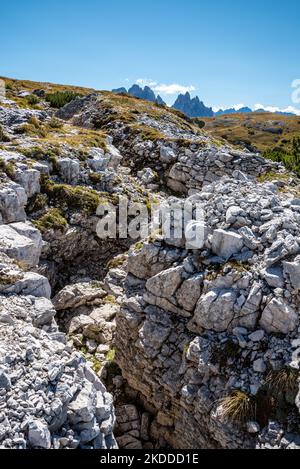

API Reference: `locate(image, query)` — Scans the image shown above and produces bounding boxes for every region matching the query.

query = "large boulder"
[192,289,237,332]
[283,256,300,292]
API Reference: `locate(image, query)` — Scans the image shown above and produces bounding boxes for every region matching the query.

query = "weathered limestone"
[0,182,27,223]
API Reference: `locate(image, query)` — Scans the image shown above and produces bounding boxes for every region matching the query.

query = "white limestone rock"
[14,167,40,198]
[0,182,27,223]
[193,289,237,332]
[57,158,80,183]
[28,420,51,449]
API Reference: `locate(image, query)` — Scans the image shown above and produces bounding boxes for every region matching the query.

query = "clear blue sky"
[1,0,300,112]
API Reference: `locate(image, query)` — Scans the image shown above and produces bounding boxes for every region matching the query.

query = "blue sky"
[1,0,300,113]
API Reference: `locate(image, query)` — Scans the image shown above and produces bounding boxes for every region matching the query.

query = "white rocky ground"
[0,87,300,449]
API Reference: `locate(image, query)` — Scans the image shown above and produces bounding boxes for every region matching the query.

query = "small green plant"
[134,241,144,251]
[106,348,116,362]
[46,90,81,109]
[48,117,64,129]
[26,193,48,214]
[89,172,102,184]
[257,170,290,183]
[193,118,206,129]
[20,145,60,161]
[91,281,103,289]
[218,391,256,424]
[104,295,117,304]
[41,177,118,215]
[106,254,127,269]
[26,94,40,106]
[16,117,48,138]
[0,125,10,143]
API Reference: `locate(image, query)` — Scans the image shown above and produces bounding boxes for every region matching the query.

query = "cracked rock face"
[113,175,300,449]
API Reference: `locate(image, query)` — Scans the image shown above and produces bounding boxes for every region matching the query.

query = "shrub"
[263,137,300,177]
[26,94,40,106]
[45,90,81,109]
[194,118,206,129]
[265,367,299,397]
[89,172,102,184]
[26,193,48,214]
[48,117,64,129]
[34,208,68,233]
[218,391,256,424]
[21,145,59,161]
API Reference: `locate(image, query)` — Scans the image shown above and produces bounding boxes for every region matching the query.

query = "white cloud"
[212,103,246,112]
[254,103,300,116]
[135,78,196,95]
[232,103,246,110]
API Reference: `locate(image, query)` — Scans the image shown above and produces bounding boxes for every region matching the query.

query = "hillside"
[1,76,300,450]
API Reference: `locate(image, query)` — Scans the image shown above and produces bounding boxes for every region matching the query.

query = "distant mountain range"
[112,84,297,118]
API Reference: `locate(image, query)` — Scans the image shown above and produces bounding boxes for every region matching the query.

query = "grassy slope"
[202,112,300,152]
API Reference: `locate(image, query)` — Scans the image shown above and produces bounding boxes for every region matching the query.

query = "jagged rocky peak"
[172,92,214,118]
[128,84,156,102]
[112,83,166,106]
[215,106,253,116]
